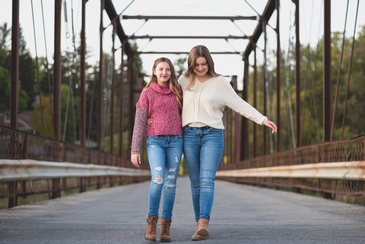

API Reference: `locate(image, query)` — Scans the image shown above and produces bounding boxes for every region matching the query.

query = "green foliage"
[0,23,34,112]
[174,57,187,77]
[0,23,11,50]
[259,24,365,151]
[29,95,53,137]
[102,129,130,156]
[19,52,36,109]
[0,66,10,112]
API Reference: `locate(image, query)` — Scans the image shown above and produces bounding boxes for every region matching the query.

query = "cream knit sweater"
[179,75,267,129]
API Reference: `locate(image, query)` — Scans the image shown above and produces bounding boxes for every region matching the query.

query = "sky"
[0,0,364,83]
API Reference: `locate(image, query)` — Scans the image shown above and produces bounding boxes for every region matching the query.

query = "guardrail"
[216,161,365,180]
[1,123,364,208]
[0,159,150,181]
[0,159,151,209]
[0,125,151,208]
[217,161,365,180]
[217,135,365,201]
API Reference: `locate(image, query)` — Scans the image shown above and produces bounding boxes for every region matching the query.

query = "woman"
[179,45,277,241]
[131,57,183,242]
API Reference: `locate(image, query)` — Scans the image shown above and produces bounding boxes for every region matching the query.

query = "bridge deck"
[1,177,364,243]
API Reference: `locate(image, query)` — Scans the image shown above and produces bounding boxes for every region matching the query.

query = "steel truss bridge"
[0,0,364,208]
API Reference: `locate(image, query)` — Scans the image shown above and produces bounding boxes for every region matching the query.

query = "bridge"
[0,0,365,242]
[1,177,365,243]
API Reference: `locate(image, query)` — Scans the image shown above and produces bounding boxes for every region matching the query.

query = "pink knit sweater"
[131,82,182,154]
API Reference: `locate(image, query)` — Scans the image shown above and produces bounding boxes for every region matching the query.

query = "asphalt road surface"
[1,176,365,243]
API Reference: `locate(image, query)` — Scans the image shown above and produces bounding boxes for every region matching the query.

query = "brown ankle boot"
[160,218,172,242]
[191,222,200,241]
[197,218,209,239]
[145,214,158,241]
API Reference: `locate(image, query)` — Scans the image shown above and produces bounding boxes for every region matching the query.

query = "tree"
[0,66,10,112]
[174,57,187,77]
[0,23,11,50]
[29,95,53,137]
[0,23,30,114]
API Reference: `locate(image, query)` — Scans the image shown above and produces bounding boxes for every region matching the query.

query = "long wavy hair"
[183,45,220,90]
[145,57,182,108]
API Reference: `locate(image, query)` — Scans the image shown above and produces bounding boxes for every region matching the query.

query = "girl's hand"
[147,118,152,126]
[263,120,277,134]
[131,154,141,168]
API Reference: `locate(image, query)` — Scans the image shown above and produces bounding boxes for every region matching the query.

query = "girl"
[131,57,183,242]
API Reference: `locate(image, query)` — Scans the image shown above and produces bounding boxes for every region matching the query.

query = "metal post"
[276,0,281,151]
[98,0,105,152]
[241,57,249,160]
[11,0,19,130]
[8,0,20,208]
[323,0,331,141]
[110,23,116,155]
[235,78,242,163]
[119,42,125,158]
[263,21,268,154]
[294,0,301,148]
[128,57,134,159]
[80,0,86,147]
[52,0,62,199]
[79,0,87,194]
[253,46,257,157]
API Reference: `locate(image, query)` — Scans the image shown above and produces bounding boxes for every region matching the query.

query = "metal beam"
[104,0,134,57]
[11,0,19,130]
[244,0,276,58]
[276,0,281,152]
[129,35,249,40]
[137,51,242,55]
[122,15,258,20]
[80,0,86,147]
[323,0,331,142]
[295,0,301,148]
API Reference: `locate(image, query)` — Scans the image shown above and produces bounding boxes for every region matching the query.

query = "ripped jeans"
[146,135,183,219]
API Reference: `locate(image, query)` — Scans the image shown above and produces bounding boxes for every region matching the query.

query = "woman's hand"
[263,120,277,134]
[131,154,141,168]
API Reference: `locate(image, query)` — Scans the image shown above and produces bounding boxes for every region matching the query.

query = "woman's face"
[154,61,171,86]
[193,57,209,77]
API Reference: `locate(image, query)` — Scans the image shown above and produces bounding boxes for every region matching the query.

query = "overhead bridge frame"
[128,35,250,40]
[137,51,242,55]
[123,15,252,44]
[121,15,258,21]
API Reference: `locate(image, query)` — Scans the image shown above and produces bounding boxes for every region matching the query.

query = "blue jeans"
[146,135,183,219]
[183,126,224,222]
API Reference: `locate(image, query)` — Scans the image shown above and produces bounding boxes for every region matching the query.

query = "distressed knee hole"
[167,175,175,180]
[168,167,176,173]
[153,176,163,184]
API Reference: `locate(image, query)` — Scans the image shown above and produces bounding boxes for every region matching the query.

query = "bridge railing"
[217,134,365,200]
[0,125,150,208]
[1,123,364,208]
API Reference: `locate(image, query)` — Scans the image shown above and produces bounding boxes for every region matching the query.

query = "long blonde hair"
[183,45,220,90]
[146,57,182,108]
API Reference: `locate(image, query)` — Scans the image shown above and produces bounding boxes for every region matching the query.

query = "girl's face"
[193,57,209,78]
[154,62,171,86]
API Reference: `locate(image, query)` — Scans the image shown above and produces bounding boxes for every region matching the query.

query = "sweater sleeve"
[131,105,148,154]
[222,81,268,125]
